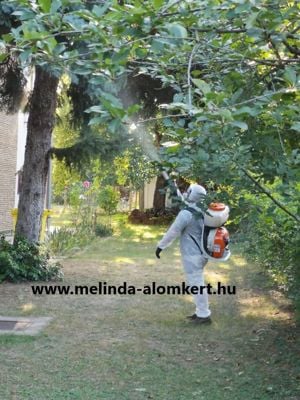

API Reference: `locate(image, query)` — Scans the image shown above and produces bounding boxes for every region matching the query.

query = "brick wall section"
[0,112,18,231]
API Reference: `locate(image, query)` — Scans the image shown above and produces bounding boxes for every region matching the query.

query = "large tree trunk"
[153,123,166,214]
[139,187,145,211]
[153,175,166,214]
[15,67,59,243]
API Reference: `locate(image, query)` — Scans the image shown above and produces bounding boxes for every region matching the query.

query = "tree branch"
[282,39,300,56]
[126,114,188,125]
[187,44,200,113]
[241,168,300,223]
[226,87,299,109]
[190,27,247,34]
[158,0,183,16]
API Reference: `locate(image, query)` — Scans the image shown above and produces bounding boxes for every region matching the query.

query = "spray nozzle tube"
[161,171,170,181]
[161,170,183,201]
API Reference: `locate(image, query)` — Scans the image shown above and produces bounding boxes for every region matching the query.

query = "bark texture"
[139,187,145,211]
[15,66,59,242]
[153,175,166,214]
[153,123,166,213]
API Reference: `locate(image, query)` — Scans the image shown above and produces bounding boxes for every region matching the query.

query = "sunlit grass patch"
[20,303,36,314]
[113,256,136,264]
[205,269,230,285]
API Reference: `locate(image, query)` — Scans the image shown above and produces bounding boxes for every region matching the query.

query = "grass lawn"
[0,214,299,400]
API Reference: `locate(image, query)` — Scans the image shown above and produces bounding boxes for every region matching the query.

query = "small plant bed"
[48,203,115,256]
[128,208,177,225]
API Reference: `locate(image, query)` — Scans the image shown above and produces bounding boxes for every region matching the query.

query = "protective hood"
[185,184,207,203]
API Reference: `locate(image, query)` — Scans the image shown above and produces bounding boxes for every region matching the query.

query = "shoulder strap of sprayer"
[184,207,204,254]
[184,206,204,219]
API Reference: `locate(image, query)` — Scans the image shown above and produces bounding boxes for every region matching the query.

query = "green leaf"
[196,148,209,162]
[192,79,211,94]
[101,98,125,118]
[50,0,62,13]
[231,121,248,131]
[92,3,111,17]
[234,106,260,117]
[283,67,297,86]
[45,37,57,52]
[19,49,32,64]
[290,122,300,132]
[85,106,104,114]
[219,109,233,121]
[153,0,164,10]
[162,118,174,127]
[163,102,189,111]
[23,30,48,40]
[0,53,8,62]
[245,12,259,29]
[88,116,105,126]
[11,9,36,20]
[101,92,123,109]
[165,23,188,39]
[246,28,264,40]
[108,119,121,133]
[38,0,51,13]
[127,104,140,115]
[191,70,202,78]
[151,38,165,52]
[112,48,131,64]
[135,47,148,58]
[1,33,14,44]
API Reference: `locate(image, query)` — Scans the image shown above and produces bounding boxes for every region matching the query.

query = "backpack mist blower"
[161,171,231,262]
[202,202,230,262]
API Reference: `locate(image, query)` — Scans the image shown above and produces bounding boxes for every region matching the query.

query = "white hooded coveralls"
[158,186,211,318]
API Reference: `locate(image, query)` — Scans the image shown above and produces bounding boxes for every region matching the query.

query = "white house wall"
[143,177,175,210]
[144,177,156,209]
[14,111,28,207]
[0,112,18,231]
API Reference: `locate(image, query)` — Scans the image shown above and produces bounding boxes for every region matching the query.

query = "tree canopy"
[0,0,299,224]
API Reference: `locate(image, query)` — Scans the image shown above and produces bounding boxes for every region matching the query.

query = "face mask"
[187,186,193,198]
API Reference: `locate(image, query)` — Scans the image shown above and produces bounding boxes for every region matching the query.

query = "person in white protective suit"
[155,183,211,324]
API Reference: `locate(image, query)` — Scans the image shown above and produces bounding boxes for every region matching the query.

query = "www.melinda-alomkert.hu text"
[31,282,236,296]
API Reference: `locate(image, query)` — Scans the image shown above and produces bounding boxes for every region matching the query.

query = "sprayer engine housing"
[206,227,230,258]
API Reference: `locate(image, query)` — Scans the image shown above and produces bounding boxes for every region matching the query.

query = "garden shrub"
[0,236,62,283]
[237,192,300,313]
[94,223,113,237]
[98,186,120,216]
[47,226,94,255]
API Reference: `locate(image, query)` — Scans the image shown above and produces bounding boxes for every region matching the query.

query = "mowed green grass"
[0,214,299,400]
